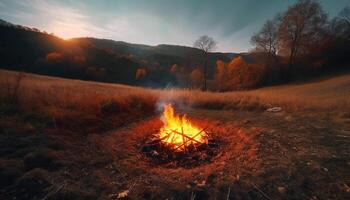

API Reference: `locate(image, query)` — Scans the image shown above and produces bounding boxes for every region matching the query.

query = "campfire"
[158,104,208,151]
[141,104,220,167]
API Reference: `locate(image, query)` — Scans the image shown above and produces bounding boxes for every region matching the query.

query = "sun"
[49,21,87,40]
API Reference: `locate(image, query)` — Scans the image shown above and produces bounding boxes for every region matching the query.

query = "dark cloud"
[0,0,348,52]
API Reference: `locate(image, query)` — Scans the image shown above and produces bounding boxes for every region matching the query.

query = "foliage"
[135,68,147,80]
[214,57,265,90]
[190,68,204,89]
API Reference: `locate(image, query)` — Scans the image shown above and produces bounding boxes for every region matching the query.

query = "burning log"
[158,104,208,151]
[141,104,220,167]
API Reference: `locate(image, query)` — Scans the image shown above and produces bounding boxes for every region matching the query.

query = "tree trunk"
[287,47,295,82]
[203,52,207,91]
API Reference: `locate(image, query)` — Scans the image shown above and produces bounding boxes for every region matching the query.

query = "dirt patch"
[91,117,258,199]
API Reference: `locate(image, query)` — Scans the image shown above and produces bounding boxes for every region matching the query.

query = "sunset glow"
[1,0,348,52]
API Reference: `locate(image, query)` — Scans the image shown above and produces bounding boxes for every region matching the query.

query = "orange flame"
[158,104,208,151]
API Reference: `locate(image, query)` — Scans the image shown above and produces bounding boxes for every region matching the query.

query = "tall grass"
[1,69,349,132]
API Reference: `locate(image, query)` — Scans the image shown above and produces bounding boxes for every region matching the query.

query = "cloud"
[1,0,348,52]
[0,0,108,39]
[0,0,268,51]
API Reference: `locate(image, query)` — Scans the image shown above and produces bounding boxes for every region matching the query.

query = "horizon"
[0,1,350,199]
[0,0,348,53]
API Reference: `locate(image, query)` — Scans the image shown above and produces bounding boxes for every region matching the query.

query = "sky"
[0,0,348,52]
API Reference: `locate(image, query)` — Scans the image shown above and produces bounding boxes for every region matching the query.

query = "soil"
[1,108,350,199]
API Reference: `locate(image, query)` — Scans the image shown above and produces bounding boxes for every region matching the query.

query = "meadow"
[1,69,350,199]
[2,69,350,122]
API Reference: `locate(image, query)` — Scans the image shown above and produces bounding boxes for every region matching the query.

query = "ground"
[0,69,349,199]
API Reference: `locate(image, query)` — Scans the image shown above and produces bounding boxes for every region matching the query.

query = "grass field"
[0,69,350,199]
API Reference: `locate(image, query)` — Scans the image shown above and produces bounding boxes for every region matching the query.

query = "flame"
[158,104,208,151]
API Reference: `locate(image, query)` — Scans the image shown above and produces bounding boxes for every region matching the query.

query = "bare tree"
[333,6,350,40]
[251,16,280,57]
[251,15,282,84]
[194,35,217,90]
[278,0,327,80]
[339,6,350,27]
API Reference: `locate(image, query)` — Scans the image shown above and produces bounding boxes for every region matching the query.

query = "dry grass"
[1,69,350,134]
[1,69,349,117]
[1,69,350,199]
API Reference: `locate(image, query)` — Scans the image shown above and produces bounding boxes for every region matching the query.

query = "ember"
[158,104,208,151]
[141,104,220,167]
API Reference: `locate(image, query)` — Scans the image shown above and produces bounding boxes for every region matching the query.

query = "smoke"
[155,88,194,118]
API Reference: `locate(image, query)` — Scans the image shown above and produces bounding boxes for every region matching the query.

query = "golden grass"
[1,69,350,199]
[1,69,350,125]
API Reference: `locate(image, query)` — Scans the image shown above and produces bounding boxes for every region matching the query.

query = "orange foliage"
[190,68,203,88]
[46,52,64,62]
[214,60,228,89]
[72,55,86,65]
[214,56,265,90]
[135,68,147,79]
[170,64,178,73]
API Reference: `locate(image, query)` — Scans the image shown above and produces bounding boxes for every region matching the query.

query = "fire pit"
[141,104,221,167]
[96,106,257,198]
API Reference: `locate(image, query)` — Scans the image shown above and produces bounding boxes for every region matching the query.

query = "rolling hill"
[74,37,236,71]
[0,19,238,87]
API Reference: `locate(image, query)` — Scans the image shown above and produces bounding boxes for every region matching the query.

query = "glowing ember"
[158,104,208,151]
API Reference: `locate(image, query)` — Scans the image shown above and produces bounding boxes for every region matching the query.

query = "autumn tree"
[135,68,146,80]
[227,57,265,90]
[214,60,229,90]
[278,0,327,79]
[214,56,265,90]
[190,68,203,89]
[46,52,64,62]
[170,64,178,73]
[193,35,217,90]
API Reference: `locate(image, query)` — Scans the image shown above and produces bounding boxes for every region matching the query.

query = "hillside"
[0,19,239,88]
[74,38,236,72]
[0,22,144,84]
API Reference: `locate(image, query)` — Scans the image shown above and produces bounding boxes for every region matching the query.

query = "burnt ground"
[1,106,350,200]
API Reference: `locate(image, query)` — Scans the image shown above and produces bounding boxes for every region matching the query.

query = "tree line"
[186,0,350,91]
[1,0,349,90]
